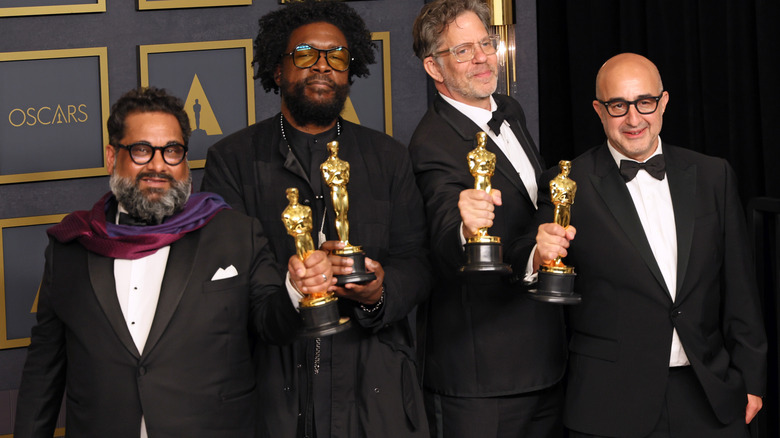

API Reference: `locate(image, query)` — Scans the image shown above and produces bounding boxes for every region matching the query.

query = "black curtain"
[536,0,780,204]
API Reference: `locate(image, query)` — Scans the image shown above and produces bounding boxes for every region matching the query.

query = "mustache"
[468,65,497,78]
[304,75,336,87]
[135,172,174,183]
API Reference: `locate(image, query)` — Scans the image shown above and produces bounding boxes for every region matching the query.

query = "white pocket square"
[211,265,238,281]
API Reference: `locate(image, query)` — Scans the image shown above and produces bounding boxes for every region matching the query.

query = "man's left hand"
[320,240,384,304]
[746,393,763,424]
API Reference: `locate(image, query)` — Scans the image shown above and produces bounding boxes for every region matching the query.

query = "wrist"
[359,285,385,313]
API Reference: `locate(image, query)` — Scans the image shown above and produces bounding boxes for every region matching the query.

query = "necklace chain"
[279,113,340,152]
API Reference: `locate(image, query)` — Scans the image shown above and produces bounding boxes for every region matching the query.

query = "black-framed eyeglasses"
[283,44,352,72]
[113,141,188,166]
[597,93,664,117]
[433,35,500,63]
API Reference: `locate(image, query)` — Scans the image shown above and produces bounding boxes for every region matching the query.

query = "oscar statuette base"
[527,267,581,305]
[334,246,377,286]
[298,300,352,338]
[459,240,512,275]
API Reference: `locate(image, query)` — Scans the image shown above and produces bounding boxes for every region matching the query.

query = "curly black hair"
[253,0,376,93]
[107,86,191,146]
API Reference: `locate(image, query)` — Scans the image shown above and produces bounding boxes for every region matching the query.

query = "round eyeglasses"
[283,44,352,72]
[113,142,188,166]
[433,35,500,63]
[597,94,664,117]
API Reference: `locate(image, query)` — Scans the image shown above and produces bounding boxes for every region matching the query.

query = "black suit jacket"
[535,143,767,437]
[202,116,431,437]
[14,209,299,438]
[408,94,567,396]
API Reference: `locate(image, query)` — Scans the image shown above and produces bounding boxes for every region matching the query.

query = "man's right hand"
[288,250,334,294]
[533,223,576,272]
[459,188,502,240]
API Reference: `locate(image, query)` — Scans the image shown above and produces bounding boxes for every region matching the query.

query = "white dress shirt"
[607,139,690,367]
[113,207,170,438]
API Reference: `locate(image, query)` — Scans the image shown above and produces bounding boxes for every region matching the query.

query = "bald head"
[591,53,669,162]
[595,53,663,100]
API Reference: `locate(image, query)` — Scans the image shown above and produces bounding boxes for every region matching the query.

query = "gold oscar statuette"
[459,131,511,274]
[528,160,581,304]
[283,187,351,337]
[320,141,376,286]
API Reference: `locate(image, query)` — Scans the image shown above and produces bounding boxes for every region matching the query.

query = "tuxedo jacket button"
[138,367,147,376]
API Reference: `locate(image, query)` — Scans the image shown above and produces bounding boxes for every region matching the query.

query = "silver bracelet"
[360,286,385,313]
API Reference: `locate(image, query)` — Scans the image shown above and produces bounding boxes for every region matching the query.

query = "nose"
[625,103,642,125]
[145,148,168,172]
[311,51,332,73]
[473,44,489,63]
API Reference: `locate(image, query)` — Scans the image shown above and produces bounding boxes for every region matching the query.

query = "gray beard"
[109,172,191,225]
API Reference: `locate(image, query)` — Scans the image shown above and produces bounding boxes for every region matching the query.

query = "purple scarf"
[48,191,230,260]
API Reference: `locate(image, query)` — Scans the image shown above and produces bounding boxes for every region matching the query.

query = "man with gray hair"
[409,1,566,436]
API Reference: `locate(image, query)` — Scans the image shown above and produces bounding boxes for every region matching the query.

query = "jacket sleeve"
[408,126,472,274]
[247,217,302,345]
[13,241,66,438]
[719,160,767,396]
[353,142,432,332]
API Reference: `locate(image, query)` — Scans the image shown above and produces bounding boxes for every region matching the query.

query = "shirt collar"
[439,93,497,129]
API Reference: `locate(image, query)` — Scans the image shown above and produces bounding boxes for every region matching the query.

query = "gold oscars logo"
[8,104,88,127]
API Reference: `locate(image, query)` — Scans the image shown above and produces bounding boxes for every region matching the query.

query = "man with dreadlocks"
[202,1,431,437]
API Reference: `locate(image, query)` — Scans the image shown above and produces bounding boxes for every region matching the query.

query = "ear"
[105,144,116,175]
[423,56,444,83]
[592,100,606,121]
[659,90,670,115]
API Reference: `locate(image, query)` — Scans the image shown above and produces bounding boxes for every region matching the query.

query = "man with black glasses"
[534,53,767,437]
[13,86,332,438]
[201,1,431,437]
[408,0,567,436]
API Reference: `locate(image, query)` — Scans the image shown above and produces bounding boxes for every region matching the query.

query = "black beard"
[281,75,350,127]
[110,171,192,225]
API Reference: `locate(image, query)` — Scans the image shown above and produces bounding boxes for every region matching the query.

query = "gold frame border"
[0,0,104,18]
[0,214,67,350]
[0,47,109,184]
[138,0,251,10]
[139,39,256,169]
[372,32,393,136]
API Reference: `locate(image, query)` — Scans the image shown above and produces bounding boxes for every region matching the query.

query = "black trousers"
[568,366,749,438]
[424,383,564,438]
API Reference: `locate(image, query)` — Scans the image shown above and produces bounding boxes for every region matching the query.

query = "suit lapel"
[589,145,671,299]
[665,147,696,299]
[434,96,534,206]
[142,231,199,357]
[496,97,543,175]
[88,252,140,358]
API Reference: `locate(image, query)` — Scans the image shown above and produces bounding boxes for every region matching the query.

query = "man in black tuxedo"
[13,87,332,438]
[201,2,431,437]
[534,53,767,437]
[408,0,567,436]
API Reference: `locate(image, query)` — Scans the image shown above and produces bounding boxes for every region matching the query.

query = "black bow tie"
[619,155,666,182]
[487,109,507,135]
[118,212,154,226]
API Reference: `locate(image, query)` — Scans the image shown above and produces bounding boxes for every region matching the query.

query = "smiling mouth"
[623,127,646,136]
[137,172,173,185]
